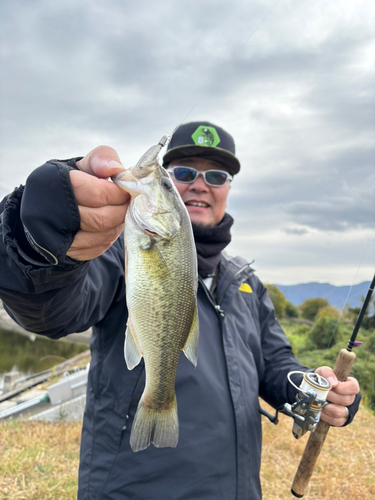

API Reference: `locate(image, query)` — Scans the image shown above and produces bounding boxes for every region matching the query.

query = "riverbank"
[0,299,91,393]
[0,349,91,422]
[0,305,91,422]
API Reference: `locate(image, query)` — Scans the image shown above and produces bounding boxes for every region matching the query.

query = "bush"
[366,332,375,355]
[368,394,375,412]
[283,318,375,414]
[285,301,299,318]
[300,298,329,321]
[346,298,375,330]
[308,316,340,350]
[265,284,287,318]
[363,314,375,331]
[317,305,340,319]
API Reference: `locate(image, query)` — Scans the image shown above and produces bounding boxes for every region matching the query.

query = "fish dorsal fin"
[124,320,143,370]
[182,307,199,367]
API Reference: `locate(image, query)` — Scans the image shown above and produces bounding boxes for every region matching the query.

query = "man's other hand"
[67,146,130,261]
[315,366,360,427]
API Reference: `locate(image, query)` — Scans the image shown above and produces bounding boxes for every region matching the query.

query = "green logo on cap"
[191,126,220,147]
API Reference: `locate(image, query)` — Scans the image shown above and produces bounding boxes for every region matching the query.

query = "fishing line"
[239,0,283,49]
[325,224,375,350]
[170,0,283,137]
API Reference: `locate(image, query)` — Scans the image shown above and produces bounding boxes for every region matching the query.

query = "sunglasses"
[167,166,232,187]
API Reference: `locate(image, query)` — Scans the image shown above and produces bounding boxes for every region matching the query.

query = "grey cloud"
[1,0,374,283]
[287,197,374,231]
[283,227,309,235]
[227,140,375,234]
[3,0,314,168]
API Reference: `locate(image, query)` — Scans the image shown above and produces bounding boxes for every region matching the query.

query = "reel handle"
[291,348,356,498]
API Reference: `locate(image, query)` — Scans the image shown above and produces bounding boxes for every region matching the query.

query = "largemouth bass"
[113,136,199,452]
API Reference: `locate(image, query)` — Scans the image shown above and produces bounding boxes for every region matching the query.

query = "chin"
[189,217,214,228]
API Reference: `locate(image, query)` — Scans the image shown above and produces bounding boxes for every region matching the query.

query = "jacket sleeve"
[255,278,361,424]
[255,277,309,408]
[0,158,125,339]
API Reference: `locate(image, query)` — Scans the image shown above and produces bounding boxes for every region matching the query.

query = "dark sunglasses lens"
[173,167,197,183]
[205,171,228,186]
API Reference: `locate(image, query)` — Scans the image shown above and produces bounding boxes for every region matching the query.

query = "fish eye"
[162,178,172,190]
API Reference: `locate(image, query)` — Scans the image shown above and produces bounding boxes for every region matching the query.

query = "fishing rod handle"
[291,348,356,498]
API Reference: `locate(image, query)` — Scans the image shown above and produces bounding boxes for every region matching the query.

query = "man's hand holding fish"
[67,146,129,261]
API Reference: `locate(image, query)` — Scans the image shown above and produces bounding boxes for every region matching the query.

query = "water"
[0,328,88,389]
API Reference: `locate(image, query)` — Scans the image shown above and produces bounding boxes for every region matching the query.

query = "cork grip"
[291,348,356,498]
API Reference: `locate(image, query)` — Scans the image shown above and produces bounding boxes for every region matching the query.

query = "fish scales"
[113,136,199,452]
[126,216,196,406]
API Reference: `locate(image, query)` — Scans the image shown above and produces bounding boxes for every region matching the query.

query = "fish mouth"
[133,211,177,240]
[134,213,164,238]
[144,229,159,236]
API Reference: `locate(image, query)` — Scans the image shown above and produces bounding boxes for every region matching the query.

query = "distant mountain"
[274,281,371,309]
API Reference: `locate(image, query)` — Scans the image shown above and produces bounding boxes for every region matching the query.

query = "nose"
[188,172,209,192]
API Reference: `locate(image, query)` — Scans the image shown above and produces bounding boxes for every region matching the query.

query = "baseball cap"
[162,121,241,176]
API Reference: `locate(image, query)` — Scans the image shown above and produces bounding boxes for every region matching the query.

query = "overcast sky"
[0,0,374,286]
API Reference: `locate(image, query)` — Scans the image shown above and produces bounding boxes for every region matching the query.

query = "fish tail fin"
[130,395,179,452]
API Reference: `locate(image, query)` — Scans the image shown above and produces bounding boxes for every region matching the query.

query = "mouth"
[185,201,210,208]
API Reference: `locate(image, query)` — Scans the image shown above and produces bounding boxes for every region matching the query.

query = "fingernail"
[327,376,337,386]
[107,159,125,170]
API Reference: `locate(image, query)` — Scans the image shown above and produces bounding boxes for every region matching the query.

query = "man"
[0,121,360,499]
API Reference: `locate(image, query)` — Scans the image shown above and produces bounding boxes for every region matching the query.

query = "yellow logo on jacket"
[239,283,252,293]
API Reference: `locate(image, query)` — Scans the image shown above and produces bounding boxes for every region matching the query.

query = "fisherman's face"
[167,157,231,227]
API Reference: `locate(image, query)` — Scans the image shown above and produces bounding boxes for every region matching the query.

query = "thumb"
[77,145,126,178]
[315,366,338,388]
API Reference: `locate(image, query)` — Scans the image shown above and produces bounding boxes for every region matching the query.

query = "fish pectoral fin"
[124,321,143,370]
[182,307,199,368]
[141,244,170,278]
[153,245,170,276]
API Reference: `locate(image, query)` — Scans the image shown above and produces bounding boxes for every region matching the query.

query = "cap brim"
[162,145,240,176]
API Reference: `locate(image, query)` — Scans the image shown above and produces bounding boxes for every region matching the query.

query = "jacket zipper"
[198,276,225,317]
[199,264,254,317]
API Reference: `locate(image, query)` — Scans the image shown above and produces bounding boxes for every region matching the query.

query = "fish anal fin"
[124,320,142,370]
[182,307,199,367]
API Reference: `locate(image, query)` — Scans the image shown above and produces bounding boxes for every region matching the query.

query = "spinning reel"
[283,371,331,439]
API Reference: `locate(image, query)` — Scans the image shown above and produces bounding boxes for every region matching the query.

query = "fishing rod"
[285,272,375,498]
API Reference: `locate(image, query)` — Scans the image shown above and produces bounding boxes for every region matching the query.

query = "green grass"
[281,319,375,412]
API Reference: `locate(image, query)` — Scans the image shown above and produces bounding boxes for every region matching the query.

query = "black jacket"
[0,160,360,500]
